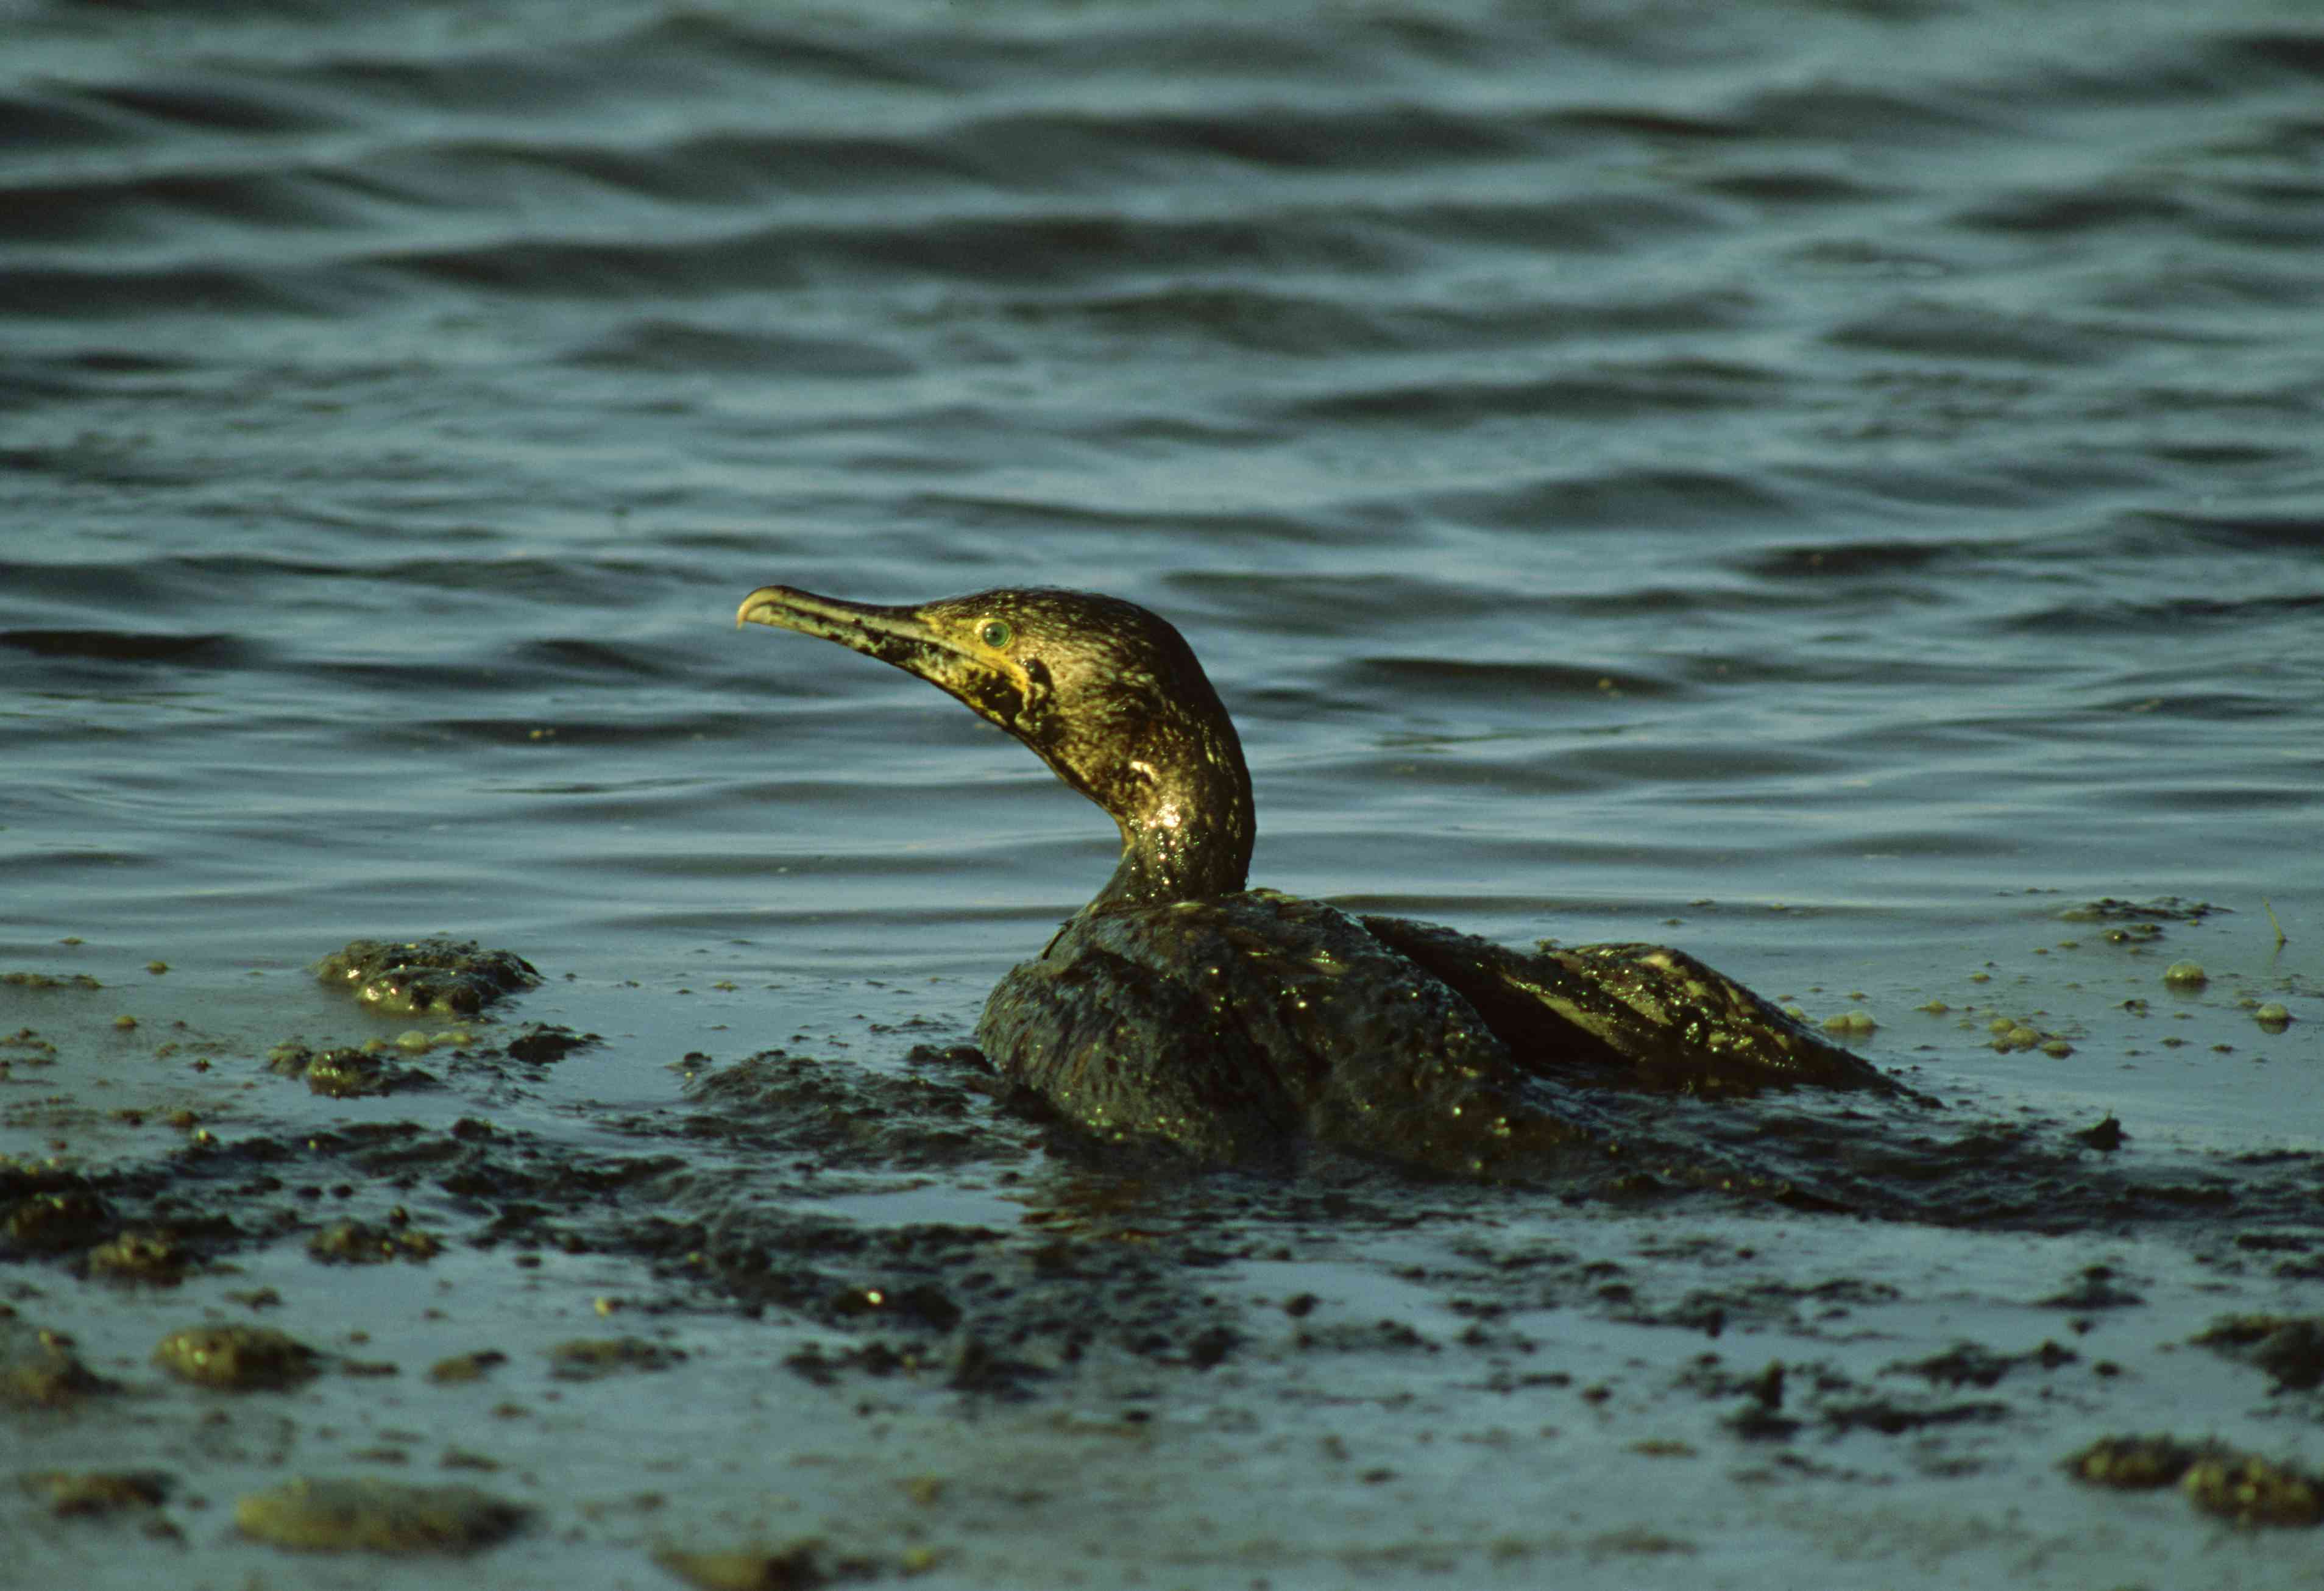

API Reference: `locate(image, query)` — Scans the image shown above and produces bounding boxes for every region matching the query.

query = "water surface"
[4,1,2321,1585]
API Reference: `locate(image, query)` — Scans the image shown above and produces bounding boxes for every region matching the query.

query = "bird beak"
[736,584,949,670]
[736,584,1032,733]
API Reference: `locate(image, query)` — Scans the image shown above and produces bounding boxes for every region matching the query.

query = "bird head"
[737,584,1253,904]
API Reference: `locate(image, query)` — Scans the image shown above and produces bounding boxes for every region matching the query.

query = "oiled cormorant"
[737,584,1892,1177]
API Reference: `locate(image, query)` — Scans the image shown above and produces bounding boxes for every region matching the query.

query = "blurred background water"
[4,0,2319,1033]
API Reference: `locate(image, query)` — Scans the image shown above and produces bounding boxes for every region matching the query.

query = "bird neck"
[1084,724,1255,913]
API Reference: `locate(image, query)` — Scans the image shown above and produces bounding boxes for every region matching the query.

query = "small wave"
[509,637,681,682]
[1545,106,1744,144]
[1342,656,1679,701]
[79,76,345,139]
[1731,538,1986,581]
[1737,82,2010,145]
[0,259,358,319]
[560,319,911,378]
[0,628,251,665]
[4,165,376,250]
[1957,189,2191,238]
[2120,509,2324,553]
[1692,166,1893,206]
[1282,360,1776,428]
[898,491,1372,549]
[0,85,144,158]
[1996,592,2324,635]
[1429,467,1796,534]
[1826,301,2115,366]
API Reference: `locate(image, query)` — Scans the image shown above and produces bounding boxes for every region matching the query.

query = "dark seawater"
[4,2,2322,1585]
